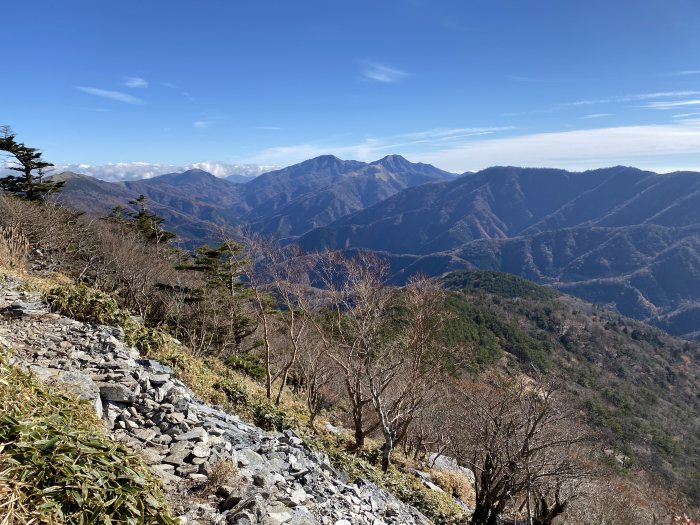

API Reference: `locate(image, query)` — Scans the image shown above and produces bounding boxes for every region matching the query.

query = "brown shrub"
[430,469,475,505]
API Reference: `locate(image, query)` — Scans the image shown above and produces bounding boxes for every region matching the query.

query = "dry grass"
[430,469,476,506]
[0,266,71,295]
[0,226,29,271]
[200,459,240,498]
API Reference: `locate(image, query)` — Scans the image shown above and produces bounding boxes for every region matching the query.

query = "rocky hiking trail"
[0,275,431,525]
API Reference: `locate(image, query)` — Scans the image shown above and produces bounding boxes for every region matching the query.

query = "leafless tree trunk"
[450,373,593,525]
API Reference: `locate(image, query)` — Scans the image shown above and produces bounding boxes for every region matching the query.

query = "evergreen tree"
[178,240,256,353]
[0,126,63,201]
[110,195,176,244]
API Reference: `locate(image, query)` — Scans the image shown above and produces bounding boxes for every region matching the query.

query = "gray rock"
[32,367,103,418]
[428,453,475,485]
[177,464,200,476]
[163,449,191,465]
[97,382,135,403]
[175,427,208,443]
[191,444,211,458]
[136,359,172,375]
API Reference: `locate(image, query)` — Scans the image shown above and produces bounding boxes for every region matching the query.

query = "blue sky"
[3,0,700,177]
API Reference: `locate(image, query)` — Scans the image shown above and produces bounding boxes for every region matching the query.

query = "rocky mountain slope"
[0,277,431,525]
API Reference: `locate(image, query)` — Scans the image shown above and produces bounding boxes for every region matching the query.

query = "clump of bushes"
[250,399,297,432]
[46,283,170,355]
[226,353,266,381]
[46,283,131,327]
[0,351,175,524]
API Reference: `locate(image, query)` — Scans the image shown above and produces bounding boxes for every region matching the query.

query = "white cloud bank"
[417,119,700,173]
[54,162,277,182]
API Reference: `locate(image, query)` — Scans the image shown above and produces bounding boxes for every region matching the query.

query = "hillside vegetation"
[440,270,700,503]
[0,352,174,524]
[1,187,698,523]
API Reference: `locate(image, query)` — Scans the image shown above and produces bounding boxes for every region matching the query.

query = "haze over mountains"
[53,162,276,182]
[56,156,700,340]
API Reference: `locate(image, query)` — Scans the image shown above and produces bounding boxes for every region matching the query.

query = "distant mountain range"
[55,159,700,340]
[299,165,700,339]
[55,154,456,241]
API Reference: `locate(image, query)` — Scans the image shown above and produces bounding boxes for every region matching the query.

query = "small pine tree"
[0,126,63,201]
[179,240,256,351]
[110,195,176,244]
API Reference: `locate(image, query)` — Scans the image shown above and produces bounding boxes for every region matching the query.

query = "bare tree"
[295,333,335,428]
[238,231,277,399]
[367,275,450,472]
[307,250,392,449]
[307,253,452,471]
[240,232,316,405]
[450,373,592,525]
[266,244,314,405]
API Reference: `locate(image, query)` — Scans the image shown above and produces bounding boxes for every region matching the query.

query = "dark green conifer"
[110,195,176,244]
[0,126,63,201]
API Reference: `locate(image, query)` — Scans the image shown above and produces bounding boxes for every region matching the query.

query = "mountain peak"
[372,154,412,170]
[146,169,221,185]
[303,154,343,165]
[50,171,96,182]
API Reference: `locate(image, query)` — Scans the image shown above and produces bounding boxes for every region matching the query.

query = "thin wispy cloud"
[582,113,612,119]
[125,77,148,88]
[508,75,578,83]
[76,86,145,105]
[641,99,700,110]
[193,120,211,129]
[397,127,514,140]
[361,61,408,83]
[246,126,514,165]
[673,112,700,118]
[506,91,700,116]
[674,69,700,76]
[571,91,700,106]
[164,82,194,100]
[417,119,700,173]
[256,126,283,131]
